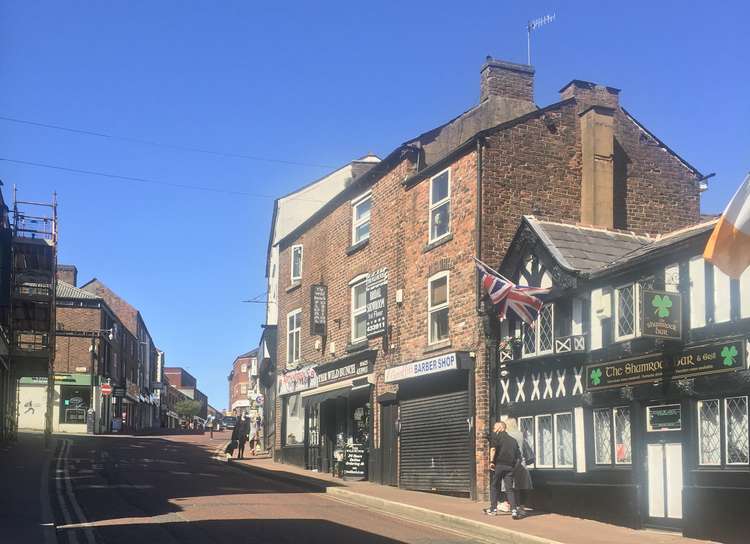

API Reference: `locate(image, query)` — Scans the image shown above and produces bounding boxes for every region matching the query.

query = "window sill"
[422,233,453,253]
[282,444,305,448]
[423,340,452,354]
[346,340,370,353]
[286,282,301,293]
[346,238,369,256]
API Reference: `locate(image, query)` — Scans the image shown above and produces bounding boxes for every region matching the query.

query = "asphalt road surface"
[51,433,472,544]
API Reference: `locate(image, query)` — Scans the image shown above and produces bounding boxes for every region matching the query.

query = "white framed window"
[614,283,637,341]
[522,304,554,357]
[286,309,302,364]
[554,412,574,468]
[291,245,303,282]
[725,396,749,465]
[352,193,372,245]
[594,407,632,465]
[350,275,368,343]
[698,399,721,466]
[519,416,535,468]
[240,363,247,373]
[429,169,451,243]
[535,414,554,468]
[428,272,449,344]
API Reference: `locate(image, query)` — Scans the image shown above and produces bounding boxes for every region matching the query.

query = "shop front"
[383,351,476,497]
[278,365,317,467]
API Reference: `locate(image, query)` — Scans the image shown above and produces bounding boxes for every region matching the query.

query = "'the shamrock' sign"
[642,289,682,340]
[652,294,673,318]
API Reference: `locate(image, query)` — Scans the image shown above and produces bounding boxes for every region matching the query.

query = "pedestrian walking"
[235,415,251,460]
[500,417,533,516]
[207,416,214,438]
[483,421,522,519]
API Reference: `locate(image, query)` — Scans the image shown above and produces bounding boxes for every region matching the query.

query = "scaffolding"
[10,188,57,442]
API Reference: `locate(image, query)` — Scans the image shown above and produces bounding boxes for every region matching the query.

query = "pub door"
[644,403,684,530]
[380,402,398,486]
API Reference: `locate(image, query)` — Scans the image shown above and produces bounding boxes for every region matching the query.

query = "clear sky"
[1,1,748,410]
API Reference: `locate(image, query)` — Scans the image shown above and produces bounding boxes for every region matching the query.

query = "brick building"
[272,57,703,499]
[164,366,208,421]
[227,350,257,416]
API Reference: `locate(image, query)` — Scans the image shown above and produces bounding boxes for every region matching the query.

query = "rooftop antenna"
[527,13,556,65]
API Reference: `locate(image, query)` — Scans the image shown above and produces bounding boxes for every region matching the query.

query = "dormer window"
[522,304,554,357]
[615,283,637,341]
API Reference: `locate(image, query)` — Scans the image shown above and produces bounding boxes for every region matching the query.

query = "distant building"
[227,350,257,416]
[164,366,208,421]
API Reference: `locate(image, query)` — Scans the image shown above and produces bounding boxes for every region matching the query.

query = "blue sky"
[1,1,748,410]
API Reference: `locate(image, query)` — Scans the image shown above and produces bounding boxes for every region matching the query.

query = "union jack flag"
[474,258,551,324]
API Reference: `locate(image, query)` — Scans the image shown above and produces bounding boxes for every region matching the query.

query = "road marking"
[40,437,57,544]
[56,440,79,544]
[60,439,97,544]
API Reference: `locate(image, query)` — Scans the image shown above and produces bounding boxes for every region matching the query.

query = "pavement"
[225,441,713,544]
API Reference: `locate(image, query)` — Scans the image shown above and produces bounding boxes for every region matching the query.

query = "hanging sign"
[641,289,682,340]
[366,267,388,338]
[310,285,327,337]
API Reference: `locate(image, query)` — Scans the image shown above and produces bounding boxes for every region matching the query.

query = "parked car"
[223,416,237,430]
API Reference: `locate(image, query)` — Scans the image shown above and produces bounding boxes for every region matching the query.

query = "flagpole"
[472,256,515,284]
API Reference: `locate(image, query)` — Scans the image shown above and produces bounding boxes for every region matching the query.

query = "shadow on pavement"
[59,518,411,544]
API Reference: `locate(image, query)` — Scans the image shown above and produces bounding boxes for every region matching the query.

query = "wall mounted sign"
[366,267,388,338]
[278,366,318,396]
[647,404,682,432]
[316,359,372,387]
[641,289,682,340]
[585,338,747,391]
[310,285,327,337]
[385,352,458,383]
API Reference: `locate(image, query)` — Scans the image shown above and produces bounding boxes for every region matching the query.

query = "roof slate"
[56,281,101,300]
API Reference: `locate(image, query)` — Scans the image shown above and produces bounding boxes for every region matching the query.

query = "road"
[50,432,472,544]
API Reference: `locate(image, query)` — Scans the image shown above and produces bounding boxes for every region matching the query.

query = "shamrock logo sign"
[590,368,603,386]
[721,345,738,367]
[652,294,673,318]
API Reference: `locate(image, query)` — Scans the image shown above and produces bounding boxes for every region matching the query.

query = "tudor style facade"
[272,57,704,500]
[495,217,749,542]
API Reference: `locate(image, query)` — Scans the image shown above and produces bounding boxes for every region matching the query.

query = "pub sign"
[641,289,682,340]
[310,284,327,337]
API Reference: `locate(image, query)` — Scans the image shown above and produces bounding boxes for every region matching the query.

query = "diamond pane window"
[616,284,635,339]
[594,409,612,464]
[539,305,554,353]
[519,416,535,466]
[536,415,554,467]
[698,399,721,465]
[725,397,749,465]
[613,407,632,464]
[555,413,574,468]
[522,322,536,355]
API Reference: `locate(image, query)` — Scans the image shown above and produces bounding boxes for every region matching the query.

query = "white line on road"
[55,440,79,544]
[61,439,97,544]
[40,437,58,544]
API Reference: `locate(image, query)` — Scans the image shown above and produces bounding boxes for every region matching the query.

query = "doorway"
[644,403,684,529]
[380,401,398,486]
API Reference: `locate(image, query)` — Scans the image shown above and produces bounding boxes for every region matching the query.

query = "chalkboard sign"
[366,267,387,339]
[647,404,681,432]
[310,285,327,336]
[343,442,367,480]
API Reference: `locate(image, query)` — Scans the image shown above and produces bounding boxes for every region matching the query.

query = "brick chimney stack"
[56,264,78,286]
[480,57,535,103]
[560,80,620,110]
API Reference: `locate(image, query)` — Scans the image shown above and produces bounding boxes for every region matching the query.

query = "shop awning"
[301,373,374,406]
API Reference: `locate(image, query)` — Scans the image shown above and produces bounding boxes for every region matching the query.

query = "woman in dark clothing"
[232,416,251,460]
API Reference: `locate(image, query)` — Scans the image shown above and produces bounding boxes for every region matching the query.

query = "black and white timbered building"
[491,216,750,543]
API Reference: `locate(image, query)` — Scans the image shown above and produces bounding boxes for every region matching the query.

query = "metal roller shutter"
[399,390,471,494]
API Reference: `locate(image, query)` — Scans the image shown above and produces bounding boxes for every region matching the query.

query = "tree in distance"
[175,399,202,419]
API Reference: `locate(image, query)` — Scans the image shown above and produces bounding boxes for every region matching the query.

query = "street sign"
[100,383,113,396]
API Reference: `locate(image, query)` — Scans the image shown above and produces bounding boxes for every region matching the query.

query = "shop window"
[522,304,554,357]
[352,193,372,245]
[351,277,367,343]
[428,272,449,344]
[614,283,637,341]
[59,385,91,424]
[287,309,302,364]
[283,394,304,446]
[555,412,574,468]
[697,396,749,467]
[726,396,749,465]
[698,399,721,466]
[593,407,632,465]
[291,245,303,282]
[429,169,451,242]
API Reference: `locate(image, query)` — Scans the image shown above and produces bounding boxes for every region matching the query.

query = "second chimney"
[579,105,615,229]
[480,57,534,103]
[56,264,78,286]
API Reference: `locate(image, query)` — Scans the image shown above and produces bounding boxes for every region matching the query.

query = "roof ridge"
[528,216,654,241]
[653,219,718,241]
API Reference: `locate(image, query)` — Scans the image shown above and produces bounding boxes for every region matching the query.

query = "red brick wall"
[229,356,251,411]
[54,306,100,374]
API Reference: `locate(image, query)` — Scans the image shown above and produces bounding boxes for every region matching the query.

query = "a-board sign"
[344,442,367,480]
[366,268,387,338]
[641,289,682,340]
[310,285,327,337]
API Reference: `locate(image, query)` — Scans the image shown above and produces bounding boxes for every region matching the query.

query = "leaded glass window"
[594,409,612,464]
[726,397,749,465]
[698,399,721,466]
[613,407,632,464]
[522,322,536,355]
[536,414,554,467]
[519,416,535,466]
[615,284,636,340]
[555,412,574,467]
[522,304,554,357]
